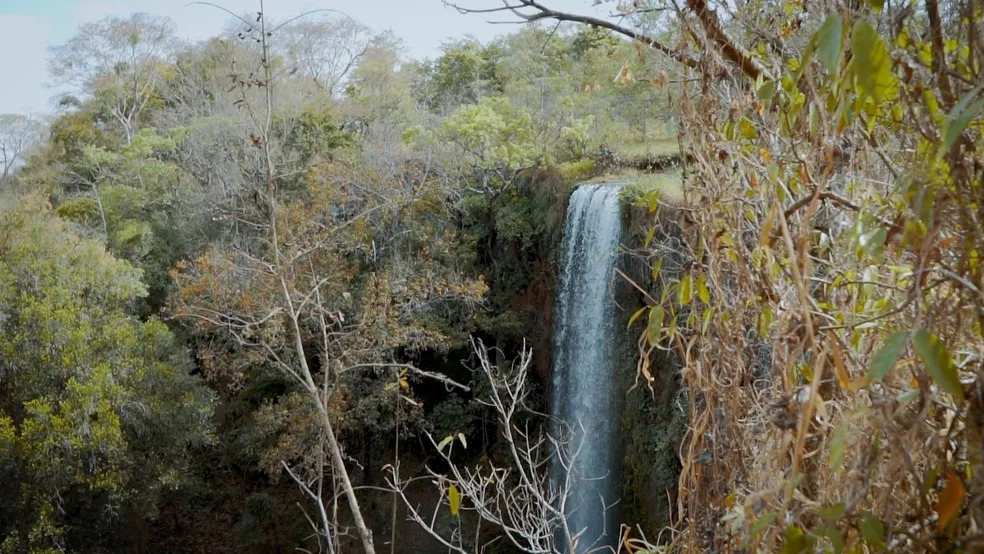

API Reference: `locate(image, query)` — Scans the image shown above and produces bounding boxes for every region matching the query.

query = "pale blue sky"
[0,0,604,116]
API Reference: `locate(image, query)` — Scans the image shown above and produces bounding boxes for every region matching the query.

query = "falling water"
[551,183,624,553]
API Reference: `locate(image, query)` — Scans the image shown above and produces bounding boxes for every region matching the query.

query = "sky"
[0,0,604,117]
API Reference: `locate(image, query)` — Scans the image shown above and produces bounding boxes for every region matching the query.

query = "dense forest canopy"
[0,0,982,553]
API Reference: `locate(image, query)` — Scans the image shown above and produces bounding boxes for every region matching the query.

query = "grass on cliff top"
[615,138,682,159]
[634,169,684,202]
[560,138,686,202]
[588,168,685,204]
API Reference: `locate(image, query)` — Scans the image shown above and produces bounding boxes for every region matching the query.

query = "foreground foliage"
[0,200,214,553]
[598,0,984,551]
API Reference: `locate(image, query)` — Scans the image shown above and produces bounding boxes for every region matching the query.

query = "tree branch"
[685,0,767,80]
[783,190,861,220]
[447,0,770,80]
[444,0,699,70]
[926,0,955,107]
[344,362,471,392]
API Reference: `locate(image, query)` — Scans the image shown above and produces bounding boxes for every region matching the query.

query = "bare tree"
[48,13,179,144]
[387,339,608,554]
[0,114,43,185]
[199,4,374,551]
[156,36,317,247]
[341,33,421,169]
[277,15,374,96]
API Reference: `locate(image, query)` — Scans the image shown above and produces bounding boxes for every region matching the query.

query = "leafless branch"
[386,338,594,553]
[443,0,698,70]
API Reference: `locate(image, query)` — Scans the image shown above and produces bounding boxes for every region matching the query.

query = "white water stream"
[551,183,624,553]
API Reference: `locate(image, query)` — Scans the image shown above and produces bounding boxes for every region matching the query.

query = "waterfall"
[551,183,624,553]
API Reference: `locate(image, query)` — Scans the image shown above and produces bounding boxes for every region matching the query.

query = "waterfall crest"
[551,183,624,553]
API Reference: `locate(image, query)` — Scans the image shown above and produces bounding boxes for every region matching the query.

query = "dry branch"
[443,0,698,70]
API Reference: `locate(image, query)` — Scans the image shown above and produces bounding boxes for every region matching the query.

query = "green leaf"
[868,0,885,12]
[815,15,844,74]
[859,226,887,259]
[628,306,647,329]
[758,80,777,102]
[868,331,907,382]
[829,423,847,472]
[448,484,461,517]
[738,118,758,140]
[702,307,714,333]
[646,306,664,344]
[815,502,846,520]
[678,275,693,306]
[897,388,920,407]
[939,84,984,157]
[851,20,895,103]
[914,329,964,401]
[643,226,657,248]
[780,524,810,554]
[921,465,941,500]
[457,432,467,449]
[437,435,454,453]
[697,275,711,304]
[814,525,846,554]
[750,512,777,539]
[860,511,886,550]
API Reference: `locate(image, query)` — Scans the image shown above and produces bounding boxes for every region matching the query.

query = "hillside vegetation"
[0,0,982,553]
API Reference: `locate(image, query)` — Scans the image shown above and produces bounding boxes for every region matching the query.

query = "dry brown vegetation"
[633,2,984,552]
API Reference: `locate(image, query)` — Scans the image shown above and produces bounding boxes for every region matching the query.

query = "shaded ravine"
[551,183,624,553]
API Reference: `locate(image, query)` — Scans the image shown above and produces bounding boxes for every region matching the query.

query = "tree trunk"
[315,399,376,554]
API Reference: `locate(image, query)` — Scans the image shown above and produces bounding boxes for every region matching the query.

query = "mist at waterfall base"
[551,183,624,553]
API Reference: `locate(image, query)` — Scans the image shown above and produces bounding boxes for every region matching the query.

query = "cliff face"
[509,258,556,386]
[616,195,688,537]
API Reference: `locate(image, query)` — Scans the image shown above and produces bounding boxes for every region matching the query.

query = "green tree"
[415,38,503,113]
[0,199,214,553]
[435,96,541,195]
[48,13,178,145]
[53,127,201,313]
[343,33,422,164]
